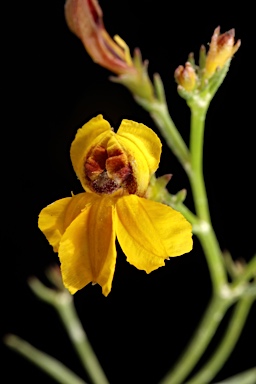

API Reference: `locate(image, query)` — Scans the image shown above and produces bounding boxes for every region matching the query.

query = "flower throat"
[84,144,137,195]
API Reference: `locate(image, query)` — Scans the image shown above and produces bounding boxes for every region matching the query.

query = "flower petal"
[64,0,134,75]
[115,195,192,273]
[70,115,112,190]
[116,120,162,195]
[38,193,89,252]
[59,195,116,296]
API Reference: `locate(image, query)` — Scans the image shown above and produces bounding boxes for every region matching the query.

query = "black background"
[3,1,255,383]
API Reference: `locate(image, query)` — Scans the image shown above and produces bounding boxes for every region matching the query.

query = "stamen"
[114,35,133,66]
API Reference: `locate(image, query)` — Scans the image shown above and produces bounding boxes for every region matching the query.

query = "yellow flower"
[205,26,241,79]
[38,115,192,296]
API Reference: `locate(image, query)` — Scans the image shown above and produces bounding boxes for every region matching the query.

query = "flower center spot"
[84,145,137,195]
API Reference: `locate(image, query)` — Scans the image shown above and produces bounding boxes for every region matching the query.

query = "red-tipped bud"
[174,62,197,92]
[204,26,241,79]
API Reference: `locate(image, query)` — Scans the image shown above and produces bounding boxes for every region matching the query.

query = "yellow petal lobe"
[115,195,192,273]
[70,116,161,197]
[117,120,162,195]
[38,193,89,252]
[59,194,116,296]
[70,115,113,191]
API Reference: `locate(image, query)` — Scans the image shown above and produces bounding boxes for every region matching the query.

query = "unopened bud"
[204,27,241,79]
[174,62,197,92]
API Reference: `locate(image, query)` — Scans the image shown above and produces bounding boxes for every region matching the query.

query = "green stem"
[29,278,110,384]
[57,298,110,384]
[135,96,190,172]
[137,92,227,294]
[176,203,199,228]
[4,334,87,384]
[159,295,231,384]
[189,106,209,222]
[187,296,255,384]
[197,230,227,295]
[152,105,190,169]
[231,255,256,289]
[133,71,250,384]
[213,367,256,384]
[162,190,199,227]
[189,104,227,294]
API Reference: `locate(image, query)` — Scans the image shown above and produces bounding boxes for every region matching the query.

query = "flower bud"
[174,62,197,92]
[65,0,154,100]
[65,0,135,75]
[204,26,241,79]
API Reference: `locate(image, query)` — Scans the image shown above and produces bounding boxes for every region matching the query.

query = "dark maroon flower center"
[84,145,137,194]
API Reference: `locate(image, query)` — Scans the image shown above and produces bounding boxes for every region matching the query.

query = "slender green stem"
[151,104,190,169]
[213,367,256,384]
[159,295,231,384]
[135,96,190,171]
[243,284,256,298]
[197,230,227,295]
[57,298,110,384]
[189,104,227,294]
[176,203,199,228]
[189,106,209,222]
[29,278,110,384]
[231,255,256,289]
[4,334,87,384]
[187,296,255,384]
[132,70,252,384]
[138,92,227,294]
[135,73,190,170]
[162,190,199,227]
